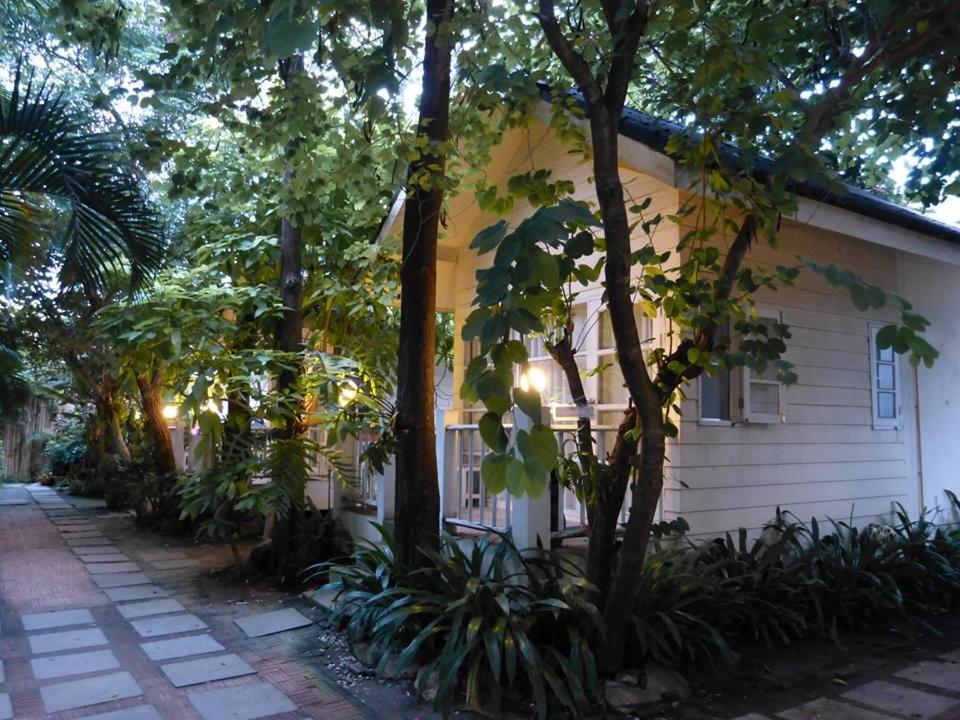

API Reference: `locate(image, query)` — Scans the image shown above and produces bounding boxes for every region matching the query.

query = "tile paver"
[139,550,188,561]
[39,670,142,712]
[131,613,208,637]
[30,648,121,680]
[187,681,297,720]
[894,660,960,692]
[140,634,226,661]
[842,680,959,719]
[117,598,185,619]
[103,584,168,602]
[777,697,895,720]
[67,536,111,546]
[0,693,10,720]
[234,607,312,638]
[160,653,256,687]
[92,572,152,588]
[28,627,108,654]
[72,545,118,555]
[79,553,130,563]
[85,561,142,574]
[21,607,94,630]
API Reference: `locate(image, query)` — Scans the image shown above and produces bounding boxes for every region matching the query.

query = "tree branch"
[536,0,603,106]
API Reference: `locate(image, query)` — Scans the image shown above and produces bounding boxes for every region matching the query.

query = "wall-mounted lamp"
[519,367,547,394]
[162,404,178,420]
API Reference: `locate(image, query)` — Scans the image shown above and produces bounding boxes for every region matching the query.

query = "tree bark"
[269,53,307,580]
[393,0,455,571]
[136,370,176,475]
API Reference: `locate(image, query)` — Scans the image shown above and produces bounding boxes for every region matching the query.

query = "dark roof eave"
[539,85,960,246]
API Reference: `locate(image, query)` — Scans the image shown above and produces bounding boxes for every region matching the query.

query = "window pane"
[599,311,615,350]
[754,362,779,382]
[599,306,646,350]
[877,363,895,390]
[700,369,730,420]
[749,382,780,415]
[877,391,896,419]
[598,361,626,404]
[877,344,894,363]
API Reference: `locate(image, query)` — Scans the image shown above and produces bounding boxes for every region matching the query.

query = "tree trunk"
[97,379,130,463]
[136,370,176,474]
[269,53,307,580]
[393,0,455,571]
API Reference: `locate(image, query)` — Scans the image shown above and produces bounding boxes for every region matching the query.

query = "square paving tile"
[39,670,141,713]
[31,649,120,680]
[81,705,164,720]
[67,536,111,546]
[187,681,296,720]
[118,598,185,619]
[86,562,141,574]
[894,661,960,692]
[842,680,958,719]
[150,558,202,570]
[73,545,117,555]
[0,693,10,720]
[0,500,27,506]
[234,607,312,638]
[140,634,225,661]
[103,585,168,602]
[131,614,208,638]
[53,516,92,524]
[732,715,773,720]
[80,553,129,563]
[22,608,94,631]
[59,525,97,533]
[0,659,4,683]
[28,627,108,655]
[161,653,255,687]
[777,698,895,720]
[92,572,151,588]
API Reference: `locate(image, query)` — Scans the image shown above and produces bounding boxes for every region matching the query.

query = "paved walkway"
[0,483,374,719]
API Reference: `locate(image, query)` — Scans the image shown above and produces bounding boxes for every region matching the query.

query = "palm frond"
[0,62,165,292]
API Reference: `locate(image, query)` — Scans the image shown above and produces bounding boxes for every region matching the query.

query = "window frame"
[868,322,901,430]
[739,307,787,425]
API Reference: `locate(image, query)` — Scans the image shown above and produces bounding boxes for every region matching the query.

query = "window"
[522,306,587,408]
[741,311,787,424]
[597,306,651,409]
[699,366,732,422]
[869,323,900,428]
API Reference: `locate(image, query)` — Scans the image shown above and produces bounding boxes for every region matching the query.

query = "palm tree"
[0,63,164,294]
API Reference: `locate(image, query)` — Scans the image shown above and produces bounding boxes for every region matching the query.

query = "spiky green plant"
[1,63,164,293]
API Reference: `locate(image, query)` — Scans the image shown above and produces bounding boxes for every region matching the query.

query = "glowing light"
[162,405,178,420]
[205,400,220,415]
[338,380,358,407]
[519,367,547,394]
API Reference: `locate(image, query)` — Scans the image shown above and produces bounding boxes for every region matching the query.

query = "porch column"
[510,406,552,549]
[377,460,396,530]
[169,420,185,470]
[437,408,457,534]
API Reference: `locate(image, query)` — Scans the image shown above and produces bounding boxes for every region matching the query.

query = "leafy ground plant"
[314,529,602,719]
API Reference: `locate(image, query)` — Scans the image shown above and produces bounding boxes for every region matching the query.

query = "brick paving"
[0,483,378,719]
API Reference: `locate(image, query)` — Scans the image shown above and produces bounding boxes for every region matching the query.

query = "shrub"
[313,529,602,719]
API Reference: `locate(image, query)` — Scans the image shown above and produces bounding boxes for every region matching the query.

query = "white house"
[329,100,960,548]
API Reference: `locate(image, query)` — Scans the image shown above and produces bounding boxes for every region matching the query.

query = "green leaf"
[470,220,509,254]
[479,412,508,452]
[514,387,542,421]
[481,452,510,494]
[529,424,558,473]
[875,324,897,350]
[263,5,316,57]
[505,456,529,495]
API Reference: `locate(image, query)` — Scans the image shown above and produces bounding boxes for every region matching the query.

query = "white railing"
[444,424,514,531]
[443,422,628,537]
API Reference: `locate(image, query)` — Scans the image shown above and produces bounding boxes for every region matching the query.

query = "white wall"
[901,253,960,523]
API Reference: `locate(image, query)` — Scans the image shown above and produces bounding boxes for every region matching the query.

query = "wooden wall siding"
[448,122,919,539]
[669,218,918,538]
